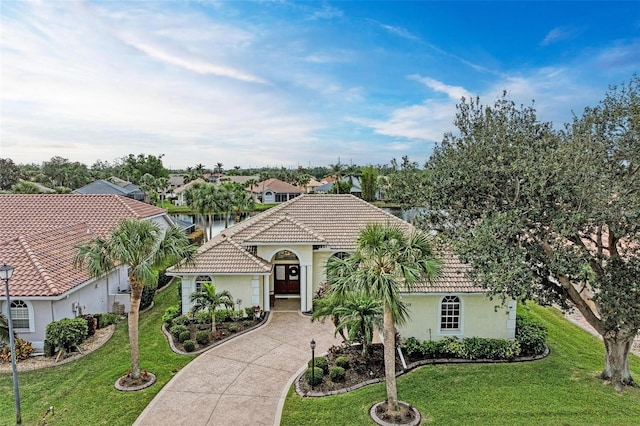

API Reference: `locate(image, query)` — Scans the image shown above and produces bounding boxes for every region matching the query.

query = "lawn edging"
[162,312,270,355]
[295,346,550,397]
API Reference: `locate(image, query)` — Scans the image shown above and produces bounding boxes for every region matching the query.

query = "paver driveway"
[134,311,340,426]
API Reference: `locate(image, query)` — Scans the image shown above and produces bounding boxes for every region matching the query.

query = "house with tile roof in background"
[168,194,516,342]
[0,194,176,350]
[74,177,145,201]
[247,178,303,203]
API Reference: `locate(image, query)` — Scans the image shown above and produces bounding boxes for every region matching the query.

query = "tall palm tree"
[229,183,255,223]
[329,161,344,194]
[190,282,234,333]
[74,219,196,379]
[326,222,440,413]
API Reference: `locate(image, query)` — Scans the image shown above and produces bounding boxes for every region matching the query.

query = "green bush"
[335,356,350,369]
[196,331,210,345]
[162,305,181,326]
[305,367,323,386]
[45,318,88,352]
[516,314,547,356]
[228,323,238,333]
[463,337,520,360]
[170,324,189,339]
[194,310,211,325]
[244,307,254,318]
[140,285,155,310]
[178,330,191,343]
[43,339,56,357]
[215,309,233,322]
[172,315,191,326]
[95,313,120,329]
[242,320,252,327]
[329,366,346,382]
[82,314,97,337]
[307,356,328,373]
[183,340,195,352]
[402,337,422,357]
[437,337,465,358]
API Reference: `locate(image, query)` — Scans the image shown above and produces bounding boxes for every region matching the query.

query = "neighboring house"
[0,194,175,350]
[74,177,145,201]
[216,175,260,186]
[248,178,303,203]
[314,176,362,197]
[300,178,323,194]
[167,194,516,342]
[173,178,207,206]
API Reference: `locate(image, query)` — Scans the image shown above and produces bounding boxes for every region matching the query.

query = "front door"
[274,264,300,294]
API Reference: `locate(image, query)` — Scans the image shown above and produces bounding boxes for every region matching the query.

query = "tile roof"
[404,253,484,293]
[0,194,169,297]
[169,194,481,293]
[249,178,302,194]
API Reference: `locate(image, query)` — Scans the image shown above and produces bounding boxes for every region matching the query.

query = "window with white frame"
[195,275,212,293]
[440,295,461,332]
[10,300,30,330]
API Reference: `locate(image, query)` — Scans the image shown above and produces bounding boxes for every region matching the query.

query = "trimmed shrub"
[228,323,238,333]
[162,305,181,326]
[402,337,422,357]
[329,366,346,382]
[82,314,97,338]
[157,270,172,289]
[307,356,328,373]
[194,310,211,325]
[516,315,547,356]
[242,320,252,327]
[215,309,233,322]
[463,337,520,360]
[43,339,56,357]
[196,331,210,345]
[437,337,465,358]
[305,367,323,386]
[45,318,88,353]
[335,356,350,369]
[172,315,191,326]
[170,324,189,339]
[95,313,120,329]
[140,285,155,311]
[244,307,254,318]
[178,330,192,343]
[183,340,195,352]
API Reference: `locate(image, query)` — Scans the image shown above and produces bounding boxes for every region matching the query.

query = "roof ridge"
[279,215,326,241]
[221,236,271,272]
[16,235,61,295]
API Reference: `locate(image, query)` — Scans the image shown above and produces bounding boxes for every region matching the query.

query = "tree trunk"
[129,284,143,379]
[383,301,399,411]
[601,332,636,391]
[211,310,217,333]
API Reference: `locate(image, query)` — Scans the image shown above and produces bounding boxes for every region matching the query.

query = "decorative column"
[300,264,307,312]
[260,276,269,311]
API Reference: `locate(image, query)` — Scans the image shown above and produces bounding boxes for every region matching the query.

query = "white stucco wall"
[397,294,516,342]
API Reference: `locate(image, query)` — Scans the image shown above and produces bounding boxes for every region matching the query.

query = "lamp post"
[310,338,316,390]
[1,263,21,425]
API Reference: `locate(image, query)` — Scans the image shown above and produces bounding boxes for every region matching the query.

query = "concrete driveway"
[134,311,340,426]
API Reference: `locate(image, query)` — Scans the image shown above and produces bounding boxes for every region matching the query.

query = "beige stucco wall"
[180,275,255,314]
[397,294,516,342]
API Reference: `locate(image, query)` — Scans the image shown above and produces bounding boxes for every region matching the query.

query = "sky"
[1,1,639,170]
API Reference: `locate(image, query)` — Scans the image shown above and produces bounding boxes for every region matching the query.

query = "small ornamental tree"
[190,282,234,333]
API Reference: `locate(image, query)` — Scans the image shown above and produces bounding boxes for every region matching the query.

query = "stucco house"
[248,178,303,203]
[74,177,145,201]
[167,194,516,342]
[0,194,176,350]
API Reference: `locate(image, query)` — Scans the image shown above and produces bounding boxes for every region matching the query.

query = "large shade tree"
[421,76,640,391]
[326,222,440,412]
[75,219,196,379]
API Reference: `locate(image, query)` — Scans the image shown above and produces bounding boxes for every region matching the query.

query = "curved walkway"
[134,311,340,426]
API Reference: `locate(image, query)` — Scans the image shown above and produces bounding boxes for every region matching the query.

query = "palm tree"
[333,294,382,357]
[329,161,344,194]
[74,219,196,379]
[326,222,440,413]
[229,183,255,223]
[155,177,170,206]
[190,282,234,333]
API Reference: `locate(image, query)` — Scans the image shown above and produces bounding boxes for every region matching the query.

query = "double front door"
[274,264,300,294]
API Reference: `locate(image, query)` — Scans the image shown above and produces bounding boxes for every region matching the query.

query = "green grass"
[0,281,196,426]
[281,305,640,425]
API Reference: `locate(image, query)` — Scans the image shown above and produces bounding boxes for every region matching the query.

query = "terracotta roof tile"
[0,194,169,297]
[249,178,302,194]
[169,194,480,293]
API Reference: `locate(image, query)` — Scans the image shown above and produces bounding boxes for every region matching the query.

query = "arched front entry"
[273,250,300,295]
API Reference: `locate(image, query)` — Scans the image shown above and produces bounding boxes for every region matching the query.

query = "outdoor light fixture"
[310,338,316,390]
[1,263,21,425]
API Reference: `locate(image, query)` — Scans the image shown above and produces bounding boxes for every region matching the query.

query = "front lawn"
[281,305,640,425]
[0,281,195,425]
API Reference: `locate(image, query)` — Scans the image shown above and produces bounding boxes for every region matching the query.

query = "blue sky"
[1,1,639,170]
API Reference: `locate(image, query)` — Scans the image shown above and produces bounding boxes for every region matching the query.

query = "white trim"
[2,299,35,333]
[437,294,463,337]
